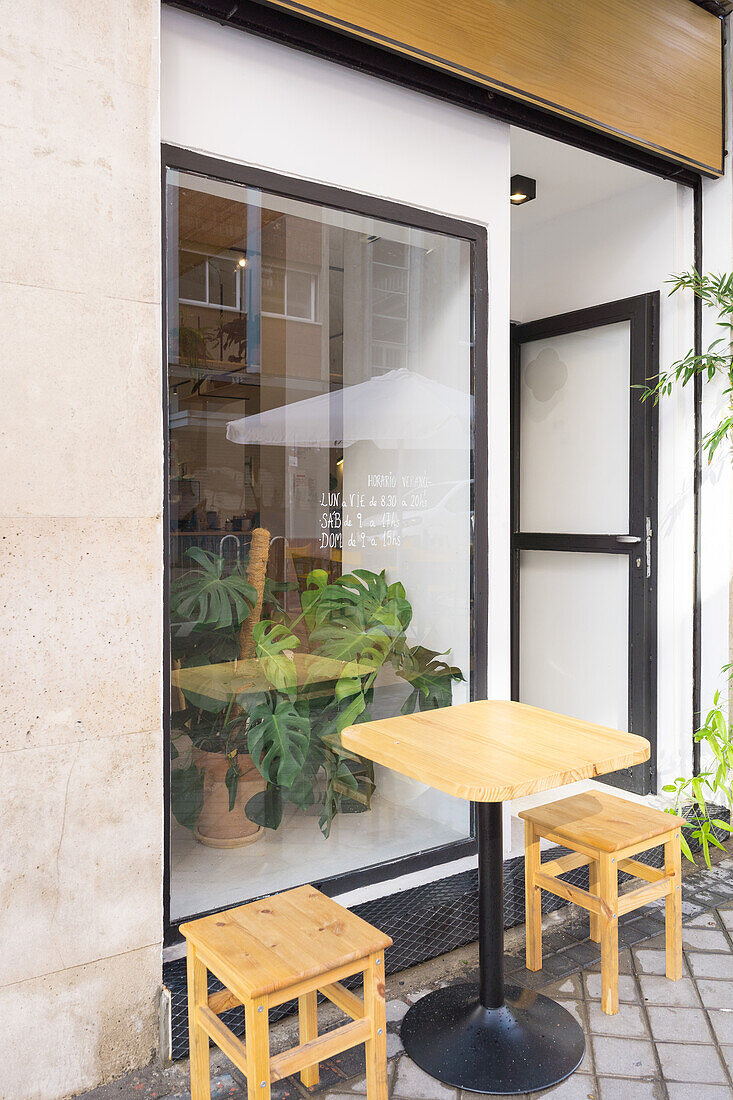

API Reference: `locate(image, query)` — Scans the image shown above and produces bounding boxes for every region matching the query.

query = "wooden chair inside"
[519,791,686,1014]
[181,885,392,1100]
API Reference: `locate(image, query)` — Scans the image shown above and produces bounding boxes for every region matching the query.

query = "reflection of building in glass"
[167,173,474,922]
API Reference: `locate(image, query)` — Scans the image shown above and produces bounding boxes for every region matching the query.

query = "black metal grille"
[164,841,669,1061]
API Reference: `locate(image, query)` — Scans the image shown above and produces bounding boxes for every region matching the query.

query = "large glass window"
[166,168,478,922]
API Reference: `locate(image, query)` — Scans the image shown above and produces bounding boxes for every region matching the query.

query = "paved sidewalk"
[78,857,733,1100]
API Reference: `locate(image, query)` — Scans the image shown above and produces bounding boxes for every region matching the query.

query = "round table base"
[401,982,585,1095]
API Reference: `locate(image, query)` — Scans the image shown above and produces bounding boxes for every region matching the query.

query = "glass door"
[511,294,658,794]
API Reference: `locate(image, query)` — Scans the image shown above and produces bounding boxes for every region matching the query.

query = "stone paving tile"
[392,1058,455,1098]
[697,977,733,1009]
[597,1079,665,1099]
[646,1004,713,1043]
[720,907,733,931]
[666,1086,733,1100]
[708,1007,733,1045]
[638,974,701,1006]
[683,926,732,951]
[586,999,648,1038]
[655,1040,729,1084]
[686,909,723,928]
[591,1035,657,1077]
[539,973,584,1000]
[720,1044,733,1076]
[586,948,633,975]
[584,971,639,1003]
[532,1074,597,1098]
[633,946,688,976]
[688,950,733,980]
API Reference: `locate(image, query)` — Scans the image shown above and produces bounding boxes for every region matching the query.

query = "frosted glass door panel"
[519,551,628,731]
[520,322,630,533]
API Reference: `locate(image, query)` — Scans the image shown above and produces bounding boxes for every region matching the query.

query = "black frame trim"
[510,294,659,795]
[161,143,488,944]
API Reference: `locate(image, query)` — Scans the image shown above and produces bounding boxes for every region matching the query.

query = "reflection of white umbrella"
[226,368,471,449]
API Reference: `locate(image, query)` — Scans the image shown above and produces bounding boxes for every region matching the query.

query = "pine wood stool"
[180,885,392,1100]
[519,791,686,1015]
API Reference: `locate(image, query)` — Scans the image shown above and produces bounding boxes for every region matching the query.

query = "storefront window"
[166,167,477,922]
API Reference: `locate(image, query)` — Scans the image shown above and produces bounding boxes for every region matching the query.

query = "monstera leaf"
[397,644,465,713]
[253,620,299,694]
[170,762,205,830]
[171,548,257,629]
[247,696,311,789]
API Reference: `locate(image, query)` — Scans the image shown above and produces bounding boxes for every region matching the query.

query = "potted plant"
[170,529,288,846]
[170,543,465,841]
[663,686,733,866]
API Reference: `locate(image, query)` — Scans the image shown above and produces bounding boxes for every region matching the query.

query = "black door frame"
[161,143,488,944]
[510,293,659,794]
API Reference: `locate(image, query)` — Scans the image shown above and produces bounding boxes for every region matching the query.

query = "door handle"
[616,535,641,543]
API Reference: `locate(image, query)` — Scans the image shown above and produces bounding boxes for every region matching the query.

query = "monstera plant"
[170,548,464,839]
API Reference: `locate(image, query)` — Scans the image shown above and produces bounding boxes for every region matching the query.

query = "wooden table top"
[341,700,650,802]
[172,653,375,701]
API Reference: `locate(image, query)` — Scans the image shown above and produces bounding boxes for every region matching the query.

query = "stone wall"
[0,3,163,1097]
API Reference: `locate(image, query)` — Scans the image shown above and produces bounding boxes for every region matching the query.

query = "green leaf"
[225,756,239,813]
[245,785,284,830]
[171,549,257,629]
[253,620,300,694]
[170,762,204,830]
[247,696,311,789]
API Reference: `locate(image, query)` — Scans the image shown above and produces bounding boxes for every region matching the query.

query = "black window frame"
[161,143,489,944]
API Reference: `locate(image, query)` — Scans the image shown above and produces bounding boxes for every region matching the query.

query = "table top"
[172,653,375,701]
[341,700,650,802]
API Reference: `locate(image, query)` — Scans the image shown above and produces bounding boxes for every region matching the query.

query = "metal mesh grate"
[165,842,667,1061]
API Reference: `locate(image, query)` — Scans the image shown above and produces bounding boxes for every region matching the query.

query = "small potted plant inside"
[663,684,733,866]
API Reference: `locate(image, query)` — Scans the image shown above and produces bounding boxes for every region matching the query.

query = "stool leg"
[245,996,271,1100]
[364,952,388,1100]
[187,946,212,1100]
[599,853,619,1015]
[298,991,319,1087]
[665,830,682,981]
[524,820,543,971]
[588,860,601,943]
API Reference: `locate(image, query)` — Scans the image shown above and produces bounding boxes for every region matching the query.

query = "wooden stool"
[180,885,392,1100]
[519,791,686,1015]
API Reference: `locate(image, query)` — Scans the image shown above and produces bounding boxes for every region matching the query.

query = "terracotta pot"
[193,749,266,848]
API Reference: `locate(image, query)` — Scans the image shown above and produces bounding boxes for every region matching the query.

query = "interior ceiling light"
[237,256,247,267]
[510,174,537,205]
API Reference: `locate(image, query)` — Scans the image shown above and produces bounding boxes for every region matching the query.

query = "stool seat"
[519,791,686,852]
[181,884,390,999]
[181,885,392,1100]
[520,790,684,1016]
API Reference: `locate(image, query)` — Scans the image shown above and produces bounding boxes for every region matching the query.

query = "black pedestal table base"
[400,801,585,1095]
[401,982,584,1094]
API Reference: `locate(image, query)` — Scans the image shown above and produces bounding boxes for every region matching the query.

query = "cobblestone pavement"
[78,856,733,1100]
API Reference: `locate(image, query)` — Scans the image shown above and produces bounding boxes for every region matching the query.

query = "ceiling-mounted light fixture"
[237,256,247,268]
[510,174,537,205]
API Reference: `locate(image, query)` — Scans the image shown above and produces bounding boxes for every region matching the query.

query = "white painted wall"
[700,59,733,744]
[511,175,698,791]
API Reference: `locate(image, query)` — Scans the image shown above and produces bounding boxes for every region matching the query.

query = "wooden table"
[342,699,650,1096]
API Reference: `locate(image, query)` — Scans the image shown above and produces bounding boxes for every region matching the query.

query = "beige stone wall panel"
[0,729,162,987]
[0,286,162,518]
[0,944,161,1100]
[0,518,162,753]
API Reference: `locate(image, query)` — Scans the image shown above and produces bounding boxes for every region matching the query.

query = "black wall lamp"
[510,175,536,205]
